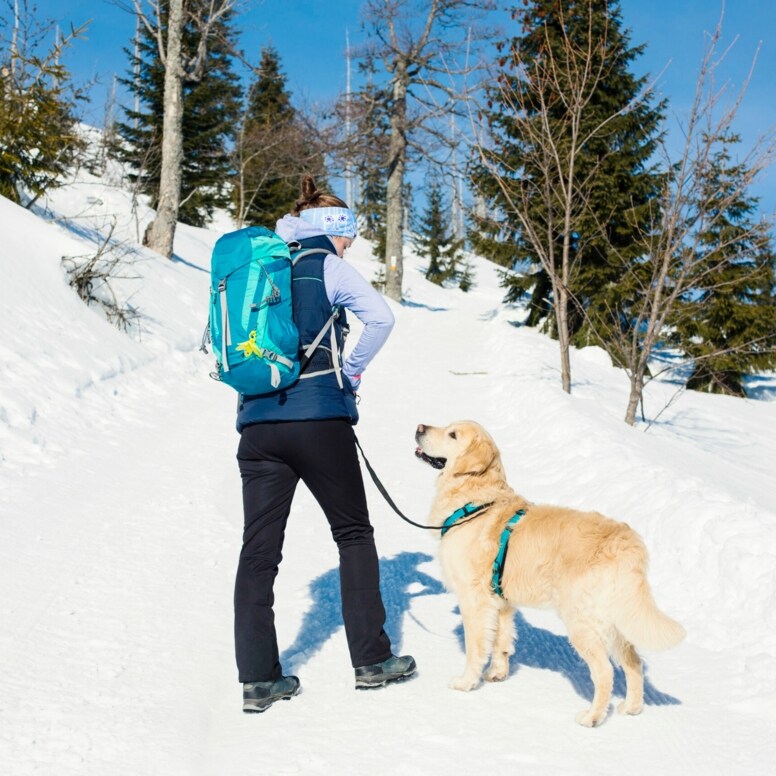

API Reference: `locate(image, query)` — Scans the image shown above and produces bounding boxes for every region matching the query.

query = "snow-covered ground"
[1,157,775,775]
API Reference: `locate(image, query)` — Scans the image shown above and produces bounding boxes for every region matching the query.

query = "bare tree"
[600,17,776,425]
[360,0,492,301]
[227,44,329,229]
[327,74,391,247]
[62,219,143,334]
[232,106,327,228]
[231,118,288,229]
[129,0,234,259]
[471,2,645,393]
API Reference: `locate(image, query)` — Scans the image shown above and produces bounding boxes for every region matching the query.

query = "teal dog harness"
[440,502,526,598]
[491,509,526,597]
[439,502,493,537]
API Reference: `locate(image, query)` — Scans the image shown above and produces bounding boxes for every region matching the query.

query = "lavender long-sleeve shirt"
[275,215,395,390]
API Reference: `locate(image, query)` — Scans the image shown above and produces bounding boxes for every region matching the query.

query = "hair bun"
[291,175,349,215]
[300,175,318,203]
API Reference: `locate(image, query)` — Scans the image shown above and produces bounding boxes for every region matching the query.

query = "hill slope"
[1,167,775,775]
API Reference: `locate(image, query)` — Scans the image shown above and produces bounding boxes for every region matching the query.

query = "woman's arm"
[323,255,395,389]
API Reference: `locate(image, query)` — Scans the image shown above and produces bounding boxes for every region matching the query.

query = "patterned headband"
[299,206,357,238]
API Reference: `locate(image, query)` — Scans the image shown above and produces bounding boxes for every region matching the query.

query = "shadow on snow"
[171,252,208,273]
[400,299,448,312]
[453,610,680,706]
[280,551,444,673]
[280,554,680,707]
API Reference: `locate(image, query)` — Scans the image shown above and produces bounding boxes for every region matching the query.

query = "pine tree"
[372,181,413,289]
[672,134,776,396]
[470,0,663,341]
[233,46,328,228]
[115,1,241,227]
[177,6,241,226]
[114,20,162,208]
[349,80,390,261]
[0,14,86,206]
[457,255,475,293]
[414,180,466,288]
[236,46,296,226]
[359,170,387,260]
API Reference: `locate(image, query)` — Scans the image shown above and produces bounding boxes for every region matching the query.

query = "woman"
[235,176,416,713]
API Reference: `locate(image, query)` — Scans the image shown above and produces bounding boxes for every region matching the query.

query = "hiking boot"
[242,675,301,713]
[354,654,417,689]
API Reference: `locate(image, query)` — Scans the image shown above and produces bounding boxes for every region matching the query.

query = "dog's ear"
[451,433,497,477]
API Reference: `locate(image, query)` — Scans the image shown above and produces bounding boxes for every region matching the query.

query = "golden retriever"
[415,420,685,727]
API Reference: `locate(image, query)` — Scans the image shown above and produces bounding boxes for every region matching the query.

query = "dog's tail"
[613,571,686,651]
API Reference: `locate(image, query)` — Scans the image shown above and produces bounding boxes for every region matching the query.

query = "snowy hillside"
[1,160,775,775]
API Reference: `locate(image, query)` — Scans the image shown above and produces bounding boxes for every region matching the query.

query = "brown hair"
[292,175,348,216]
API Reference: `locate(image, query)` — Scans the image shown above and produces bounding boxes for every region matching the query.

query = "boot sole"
[243,685,301,713]
[355,667,417,690]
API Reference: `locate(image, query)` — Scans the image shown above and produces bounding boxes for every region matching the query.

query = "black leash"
[354,435,438,530]
[353,434,492,533]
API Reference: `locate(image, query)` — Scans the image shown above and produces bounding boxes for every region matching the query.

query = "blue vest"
[236,237,359,431]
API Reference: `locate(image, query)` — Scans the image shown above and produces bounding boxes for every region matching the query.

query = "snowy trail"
[2,296,770,776]
[1,353,238,774]
[2,186,776,774]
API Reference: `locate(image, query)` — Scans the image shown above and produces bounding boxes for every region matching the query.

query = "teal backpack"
[201,226,334,395]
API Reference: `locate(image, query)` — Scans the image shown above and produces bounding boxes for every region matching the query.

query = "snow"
[1,157,775,775]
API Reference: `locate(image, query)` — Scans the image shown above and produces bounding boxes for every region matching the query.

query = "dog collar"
[440,502,494,537]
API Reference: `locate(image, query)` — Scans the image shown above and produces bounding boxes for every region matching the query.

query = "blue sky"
[26,0,776,213]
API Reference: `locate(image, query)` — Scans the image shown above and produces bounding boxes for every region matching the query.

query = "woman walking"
[235,176,416,713]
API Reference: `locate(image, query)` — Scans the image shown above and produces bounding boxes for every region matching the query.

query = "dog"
[415,420,685,727]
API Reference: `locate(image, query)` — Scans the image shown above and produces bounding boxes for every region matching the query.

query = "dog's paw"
[575,708,605,728]
[484,665,508,682]
[450,675,479,692]
[617,700,643,716]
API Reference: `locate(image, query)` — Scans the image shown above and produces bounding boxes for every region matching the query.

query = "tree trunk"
[145,0,184,259]
[556,143,578,395]
[624,369,644,425]
[557,285,572,394]
[384,69,407,302]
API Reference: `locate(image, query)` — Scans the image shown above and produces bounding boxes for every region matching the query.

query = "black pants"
[235,419,392,682]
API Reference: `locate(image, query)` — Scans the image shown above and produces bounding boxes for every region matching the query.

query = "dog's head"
[415,421,500,478]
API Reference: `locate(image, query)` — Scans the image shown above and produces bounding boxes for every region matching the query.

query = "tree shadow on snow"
[171,252,208,273]
[30,204,146,261]
[280,551,444,673]
[454,610,680,706]
[400,299,448,312]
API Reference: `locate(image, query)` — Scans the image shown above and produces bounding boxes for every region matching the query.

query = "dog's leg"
[611,632,644,716]
[451,595,499,691]
[568,625,613,727]
[484,606,515,682]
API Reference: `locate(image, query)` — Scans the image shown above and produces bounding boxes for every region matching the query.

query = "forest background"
[2,0,775,424]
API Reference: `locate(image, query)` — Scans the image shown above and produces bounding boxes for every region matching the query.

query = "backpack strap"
[290,247,330,265]
[299,307,340,375]
[289,246,343,385]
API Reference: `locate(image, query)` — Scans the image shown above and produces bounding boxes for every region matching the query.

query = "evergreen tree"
[0,15,86,206]
[233,46,328,228]
[371,181,413,290]
[414,180,466,288]
[115,1,241,227]
[672,134,776,396]
[359,169,387,260]
[349,80,390,261]
[470,0,663,341]
[177,7,241,226]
